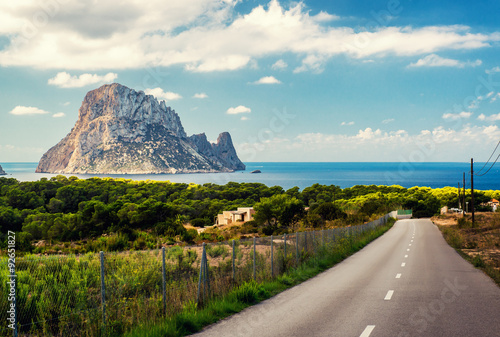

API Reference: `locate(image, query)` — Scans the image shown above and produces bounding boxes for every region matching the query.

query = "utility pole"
[458,182,461,209]
[463,172,466,216]
[471,158,475,225]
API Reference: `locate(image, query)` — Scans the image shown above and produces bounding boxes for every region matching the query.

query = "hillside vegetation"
[0,176,497,254]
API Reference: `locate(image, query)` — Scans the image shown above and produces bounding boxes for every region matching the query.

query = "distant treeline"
[0,176,497,251]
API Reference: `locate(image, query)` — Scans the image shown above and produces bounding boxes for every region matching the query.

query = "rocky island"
[36,83,245,174]
[0,164,6,175]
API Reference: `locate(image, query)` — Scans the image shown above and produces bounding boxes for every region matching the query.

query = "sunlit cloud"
[486,66,500,74]
[9,106,50,116]
[408,54,482,68]
[442,111,472,120]
[0,1,498,72]
[252,76,281,84]
[48,72,118,88]
[478,113,500,122]
[227,105,251,114]
[236,125,500,162]
[271,59,288,70]
[145,88,182,101]
[193,93,208,99]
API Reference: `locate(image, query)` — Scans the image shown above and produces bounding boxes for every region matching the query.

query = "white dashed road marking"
[360,325,376,337]
[384,290,394,300]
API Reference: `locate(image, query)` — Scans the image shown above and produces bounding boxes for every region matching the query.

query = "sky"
[1,0,500,163]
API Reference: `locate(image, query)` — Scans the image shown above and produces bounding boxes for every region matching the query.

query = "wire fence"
[0,212,398,337]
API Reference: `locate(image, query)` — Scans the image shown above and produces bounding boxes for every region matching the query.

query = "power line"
[475,152,500,177]
[475,140,500,176]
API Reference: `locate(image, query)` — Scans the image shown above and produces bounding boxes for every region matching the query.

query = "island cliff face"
[0,164,5,175]
[36,83,245,174]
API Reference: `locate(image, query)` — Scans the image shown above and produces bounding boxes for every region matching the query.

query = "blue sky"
[1,0,500,163]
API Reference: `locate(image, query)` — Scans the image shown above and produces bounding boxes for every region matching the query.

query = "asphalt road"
[191,219,500,337]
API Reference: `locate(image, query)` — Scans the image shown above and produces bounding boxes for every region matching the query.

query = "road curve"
[191,219,500,337]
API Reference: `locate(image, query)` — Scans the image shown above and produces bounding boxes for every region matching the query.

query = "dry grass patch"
[433,212,500,285]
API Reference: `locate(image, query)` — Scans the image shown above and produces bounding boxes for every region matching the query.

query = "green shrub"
[133,237,147,250]
[233,281,268,304]
[472,254,486,268]
[107,233,129,251]
[199,232,217,241]
[457,217,472,228]
[205,244,228,258]
[190,218,211,228]
[181,229,198,243]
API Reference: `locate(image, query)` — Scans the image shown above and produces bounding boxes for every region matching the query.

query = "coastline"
[0,162,498,191]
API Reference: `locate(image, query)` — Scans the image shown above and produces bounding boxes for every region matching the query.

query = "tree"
[254,194,304,231]
[403,189,440,218]
[312,202,346,221]
[0,206,23,232]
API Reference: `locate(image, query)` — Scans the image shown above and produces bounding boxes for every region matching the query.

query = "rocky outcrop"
[212,132,246,171]
[188,132,245,171]
[0,164,5,175]
[36,83,245,174]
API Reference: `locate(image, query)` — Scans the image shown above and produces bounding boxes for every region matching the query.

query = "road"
[192,219,500,337]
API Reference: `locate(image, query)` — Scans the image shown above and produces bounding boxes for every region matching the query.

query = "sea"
[0,162,499,191]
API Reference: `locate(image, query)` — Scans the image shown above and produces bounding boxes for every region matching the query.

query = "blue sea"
[0,162,499,191]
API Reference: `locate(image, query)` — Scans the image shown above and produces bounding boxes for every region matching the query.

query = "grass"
[434,212,500,286]
[123,218,396,337]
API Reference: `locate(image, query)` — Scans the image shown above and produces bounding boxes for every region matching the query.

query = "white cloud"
[356,127,383,140]
[468,91,497,109]
[185,55,252,73]
[478,113,500,122]
[382,118,395,124]
[312,11,340,22]
[442,111,472,120]
[52,112,66,118]
[62,102,70,106]
[48,72,118,88]
[341,121,354,126]
[490,93,500,103]
[486,66,500,74]
[236,125,500,162]
[252,76,281,84]
[9,106,50,116]
[271,59,288,70]
[227,105,251,114]
[294,54,327,74]
[408,54,482,68]
[0,1,498,72]
[145,88,182,101]
[193,93,208,99]
[241,116,249,121]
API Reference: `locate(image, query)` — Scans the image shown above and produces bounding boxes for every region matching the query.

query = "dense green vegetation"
[0,176,497,254]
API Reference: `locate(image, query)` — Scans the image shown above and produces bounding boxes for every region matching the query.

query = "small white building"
[487,199,499,212]
[216,207,255,225]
